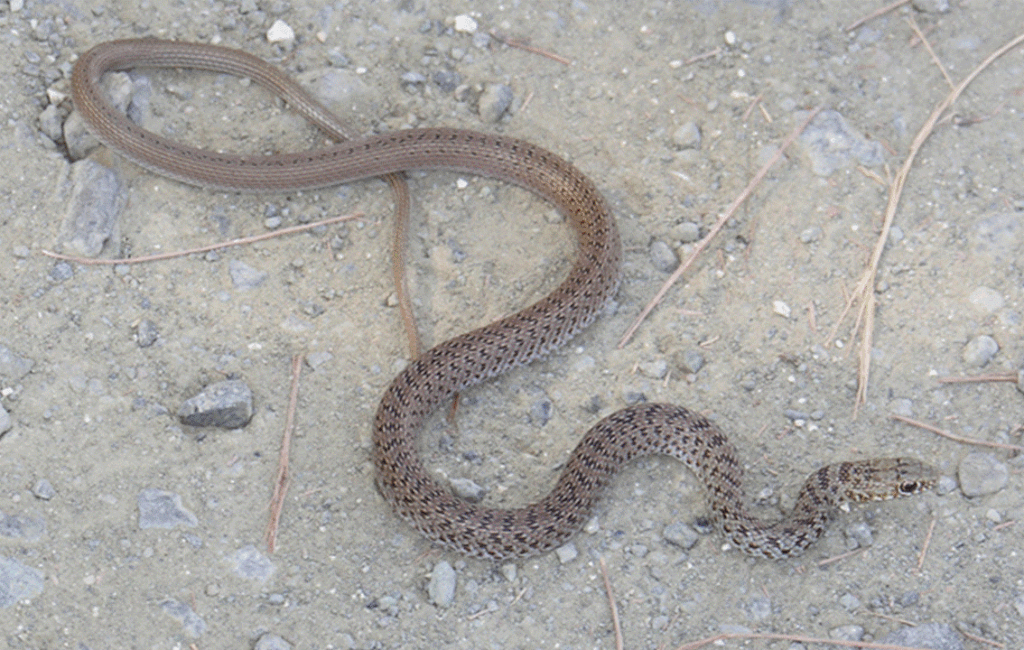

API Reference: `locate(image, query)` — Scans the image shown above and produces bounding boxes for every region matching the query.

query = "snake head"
[844,457,939,502]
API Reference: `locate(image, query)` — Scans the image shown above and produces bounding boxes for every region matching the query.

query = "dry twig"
[892,414,1024,452]
[266,354,303,553]
[599,557,624,650]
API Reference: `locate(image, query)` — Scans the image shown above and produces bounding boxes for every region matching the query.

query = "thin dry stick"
[892,414,1024,452]
[845,0,912,32]
[675,630,962,650]
[599,557,624,650]
[937,373,1017,384]
[266,354,303,553]
[488,30,572,66]
[618,106,821,348]
[839,29,1024,413]
[916,515,936,570]
[41,212,362,265]
[905,17,954,90]
[959,630,1006,649]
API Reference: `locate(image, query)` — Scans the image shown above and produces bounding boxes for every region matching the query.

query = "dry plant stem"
[599,557,624,650]
[937,373,1017,383]
[41,212,361,265]
[675,631,966,650]
[891,414,1024,452]
[266,354,303,553]
[617,106,821,348]
[386,174,424,359]
[905,17,954,90]
[844,0,911,32]
[844,29,1024,412]
[917,515,936,570]
[488,30,572,65]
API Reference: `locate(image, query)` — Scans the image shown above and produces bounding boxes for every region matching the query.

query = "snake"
[72,38,938,560]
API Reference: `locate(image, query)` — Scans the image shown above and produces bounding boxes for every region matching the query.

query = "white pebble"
[772,300,792,318]
[266,20,295,44]
[453,14,478,33]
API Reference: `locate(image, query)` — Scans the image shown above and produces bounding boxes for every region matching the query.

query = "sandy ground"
[1,0,1023,648]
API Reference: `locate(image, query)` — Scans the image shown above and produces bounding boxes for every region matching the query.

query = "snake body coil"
[72,39,937,560]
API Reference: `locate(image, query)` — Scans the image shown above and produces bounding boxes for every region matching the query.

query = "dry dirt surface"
[1,0,1022,648]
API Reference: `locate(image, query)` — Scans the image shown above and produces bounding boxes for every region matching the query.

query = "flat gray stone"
[160,598,206,638]
[59,159,127,257]
[0,510,46,541]
[427,560,456,607]
[137,488,198,529]
[799,109,885,176]
[0,556,44,608]
[0,344,34,382]
[228,259,268,290]
[958,452,1008,497]
[178,379,254,429]
[232,544,275,581]
[882,622,963,650]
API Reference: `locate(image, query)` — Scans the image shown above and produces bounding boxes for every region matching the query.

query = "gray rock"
[478,83,513,123]
[58,159,127,257]
[137,488,198,529]
[449,477,487,502]
[649,239,679,273]
[674,221,701,243]
[135,319,159,347]
[31,479,56,501]
[664,521,700,549]
[829,625,865,641]
[255,633,293,650]
[968,286,1004,313]
[638,358,668,379]
[160,599,206,638]
[232,544,275,581]
[798,110,885,176]
[37,104,63,142]
[882,622,963,650]
[228,259,268,290]
[529,397,553,426]
[673,349,705,374]
[64,72,134,160]
[961,335,998,367]
[554,542,578,563]
[427,560,456,607]
[672,121,702,149]
[0,510,46,541]
[957,452,1008,497]
[178,379,254,428]
[432,69,462,93]
[0,345,38,382]
[0,555,44,608]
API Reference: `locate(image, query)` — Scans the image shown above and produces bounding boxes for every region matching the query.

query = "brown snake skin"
[72,39,938,560]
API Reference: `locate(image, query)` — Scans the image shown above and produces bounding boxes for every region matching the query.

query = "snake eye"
[898,481,920,494]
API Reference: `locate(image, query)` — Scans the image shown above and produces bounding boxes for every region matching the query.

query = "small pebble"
[232,545,275,581]
[957,452,1008,497]
[135,319,158,347]
[266,19,295,44]
[829,625,865,641]
[773,300,792,318]
[500,563,517,582]
[254,633,292,650]
[448,478,486,502]
[160,599,206,638]
[672,121,701,149]
[137,488,198,529]
[178,379,254,429]
[968,286,1004,313]
[529,398,553,426]
[961,335,998,367]
[477,83,513,123]
[427,560,456,607]
[799,226,822,243]
[228,259,268,290]
[746,596,772,621]
[838,593,861,611]
[674,221,701,243]
[649,239,679,273]
[0,557,43,607]
[31,479,55,500]
[554,542,578,563]
[663,521,699,549]
[882,622,963,650]
[673,349,704,374]
[844,522,874,550]
[638,359,668,380]
[453,14,478,33]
